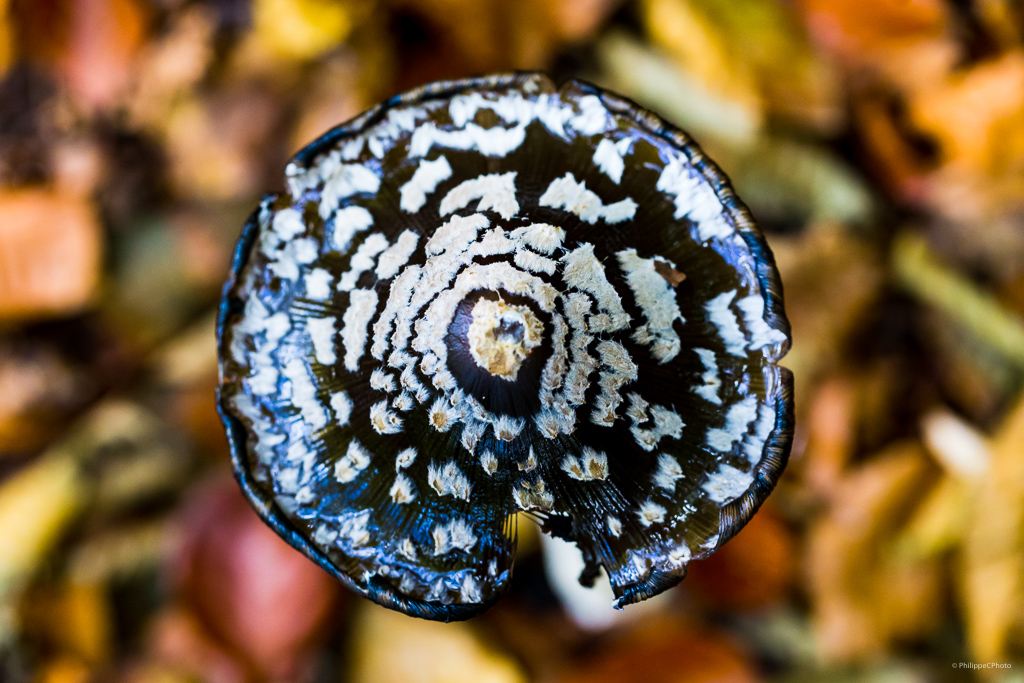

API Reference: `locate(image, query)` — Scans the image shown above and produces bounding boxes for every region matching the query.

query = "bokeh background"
[2,0,1024,681]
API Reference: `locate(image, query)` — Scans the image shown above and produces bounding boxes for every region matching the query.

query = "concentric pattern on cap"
[217,73,793,621]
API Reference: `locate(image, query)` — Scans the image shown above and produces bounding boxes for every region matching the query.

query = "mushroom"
[217,73,793,621]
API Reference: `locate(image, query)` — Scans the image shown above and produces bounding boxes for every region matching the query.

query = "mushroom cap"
[217,73,794,621]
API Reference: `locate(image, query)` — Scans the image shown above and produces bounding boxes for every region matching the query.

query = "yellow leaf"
[252,0,354,61]
[643,0,843,133]
[642,0,763,133]
[961,396,1024,661]
[896,475,975,559]
[351,603,526,683]
[0,455,85,600]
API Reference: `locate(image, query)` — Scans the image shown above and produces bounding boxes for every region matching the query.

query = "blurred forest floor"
[2,0,1024,681]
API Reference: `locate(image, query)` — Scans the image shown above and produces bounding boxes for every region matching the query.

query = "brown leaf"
[0,190,102,320]
[555,616,760,683]
[770,229,885,406]
[174,479,342,680]
[19,580,113,666]
[907,52,1024,222]
[685,508,796,612]
[0,343,86,453]
[149,607,248,683]
[387,0,624,82]
[799,376,857,503]
[164,88,284,201]
[806,442,940,661]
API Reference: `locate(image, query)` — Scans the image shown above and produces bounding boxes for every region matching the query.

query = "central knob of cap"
[467,298,543,380]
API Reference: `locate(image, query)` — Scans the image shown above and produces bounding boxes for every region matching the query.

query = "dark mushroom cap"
[217,72,794,621]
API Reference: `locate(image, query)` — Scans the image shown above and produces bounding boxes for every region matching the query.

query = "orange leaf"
[0,190,102,320]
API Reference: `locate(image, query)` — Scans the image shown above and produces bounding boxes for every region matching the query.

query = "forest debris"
[554,616,759,683]
[0,344,87,454]
[147,607,250,683]
[250,0,357,62]
[0,454,85,639]
[960,396,1024,662]
[20,580,113,667]
[68,522,169,585]
[642,0,843,133]
[164,88,284,201]
[13,0,151,111]
[806,442,940,661]
[909,52,1024,223]
[893,232,1024,368]
[594,37,873,228]
[0,190,102,320]
[0,0,10,78]
[351,602,527,683]
[896,475,974,559]
[920,410,990,478]
[173,479,341,680]
[795,0,956,92]
[909,52,1024,180]
[594,32,761,146]
[771,230,884,404]
[125,6,217,133]
[388,0,623,80]
[799,376,857,503]
[686,508,796,611]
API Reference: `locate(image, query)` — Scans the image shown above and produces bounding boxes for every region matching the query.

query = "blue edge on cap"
[215,71,796,623]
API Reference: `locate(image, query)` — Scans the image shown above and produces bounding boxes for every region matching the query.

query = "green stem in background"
[893,232,1024,369]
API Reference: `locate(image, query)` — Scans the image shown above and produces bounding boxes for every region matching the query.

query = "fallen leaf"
[20,580,113,666]
[34,657,93,683]
[555,616,760,683]
[251,0,357,61]
[799,376,857,503]
[0,454,85,601]
[920,410,990,478]
[806,441,939,661]
[163,88,284,201]
[770,229,884,405]
[149,607,248,683]
[14,0,151,110]
[795,0,957,91]
[351,602,527,683]
[0,0,12,78]
[643,0,843,133]
[641,0,764,133]
[174,479,342,680]
[908,52,1024,223]
[124,5,217,133]
[960,395,1024,661]
[0,190,102,320]
[910,52,1024,178]
[686,508,796,612]
[0,343,86,454]
[388,0,623,81]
